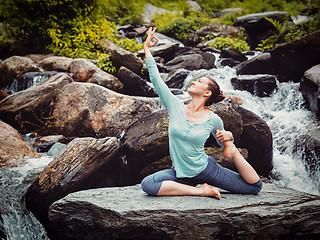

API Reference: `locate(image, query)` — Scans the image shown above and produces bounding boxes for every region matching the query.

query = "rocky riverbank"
[0,4,320,239]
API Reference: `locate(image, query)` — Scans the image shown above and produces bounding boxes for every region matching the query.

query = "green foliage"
[152,12,211,41]
[255,17,287,52]
[0,0,97,52]
[213,11,243,25]
[207,36,250,51]
[47,17,116,59]
[284,12,320,42]
[97,0,144,25]
[96,54,116,74]
[108,35,144,52]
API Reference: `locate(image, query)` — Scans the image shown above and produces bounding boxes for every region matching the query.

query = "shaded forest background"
[0,0,319,65]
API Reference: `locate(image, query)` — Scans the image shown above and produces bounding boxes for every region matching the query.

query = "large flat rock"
[49,183,320,240]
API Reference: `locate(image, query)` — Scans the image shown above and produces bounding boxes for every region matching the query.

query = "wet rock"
[52,82,158,138]
[38,56,73,72]
[34,135,65,152]
[271,30,320,82]
[220,48,247,62]
[0,56,40,88]
[218,58,241,67]
[299,64,320,119]
[236,52,273,75]
[48,183,320,240]
[186,23,246,47]
[233,106,273,176]
[0,121,40,168]
[69,58,124,93]
[0,73,74,133]
[117,66,156,97]
[98,40,143,75]
[165,69,190,89]
[293,129,320,180]
[235,11,291,49]
[47,142,67,157]
[231,74,277,97]
[165,51,215,71]
[25,136,120,224]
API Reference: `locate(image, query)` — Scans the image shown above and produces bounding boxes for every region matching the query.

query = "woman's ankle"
[223,141,237,158]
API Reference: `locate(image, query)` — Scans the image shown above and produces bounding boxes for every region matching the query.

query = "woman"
[141,28,262,199]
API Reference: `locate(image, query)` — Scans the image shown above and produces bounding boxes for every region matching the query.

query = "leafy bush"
[0,0,97,53]
[284,12,320,42]
[208,36,250,51]
[108,35,144,52]
[47,17,116,59]
[96,54,116,74]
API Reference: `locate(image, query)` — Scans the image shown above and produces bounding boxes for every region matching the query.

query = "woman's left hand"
[215,130,233,142]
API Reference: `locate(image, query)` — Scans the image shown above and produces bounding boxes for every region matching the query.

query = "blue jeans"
[141,156,262,195]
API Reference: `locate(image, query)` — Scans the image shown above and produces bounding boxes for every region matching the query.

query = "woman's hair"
[204,76,225,106]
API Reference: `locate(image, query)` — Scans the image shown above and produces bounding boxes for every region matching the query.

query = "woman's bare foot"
[223,141,237,158]
[199,183,221,199]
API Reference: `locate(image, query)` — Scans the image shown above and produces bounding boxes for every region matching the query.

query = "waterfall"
[0,156,53,240]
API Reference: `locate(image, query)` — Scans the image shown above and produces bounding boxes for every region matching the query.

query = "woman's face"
[187,77,211,96]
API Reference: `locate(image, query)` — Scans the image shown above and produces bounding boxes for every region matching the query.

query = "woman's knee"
[252,179,263,195]
[141,175,160,196]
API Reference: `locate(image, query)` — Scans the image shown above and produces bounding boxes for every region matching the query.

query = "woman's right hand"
[144,27,159,49]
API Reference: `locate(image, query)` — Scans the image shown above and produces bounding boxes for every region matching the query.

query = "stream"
[0,51,319,239]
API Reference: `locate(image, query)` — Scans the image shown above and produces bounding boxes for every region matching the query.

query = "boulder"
[220,48,247,62]
[0,121,40,167]
[25,54,53,64]
[234,106,273,176]
[165,69,190,89]
[299,64,320,119]
[187,0,202,12]
[236,52,273,75]
[38,56,73,72]
[48,183,320,240]
[138,42,180,61]
[186,23,245,47]
[271,30,320,82]
[165,52,215,71]
[231,74,277,97]
[293,129,320,177]
[0,73,74,133]
[142,3,176,23]
[117,66,156,97]
[0,56,40,88]
[52,82,158,138]
[121,102,242,184]
[25,136,120,224]
[34,135,65,152]
[98,40,143,75]
[68,58,124,92]
[234,11,291,49]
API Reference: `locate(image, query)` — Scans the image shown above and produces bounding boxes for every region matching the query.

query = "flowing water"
[1,51,319,239]
[0,156,52,240]
[182,54,320,196]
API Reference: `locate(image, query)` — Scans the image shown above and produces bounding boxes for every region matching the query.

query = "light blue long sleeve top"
[146,55,225,178]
